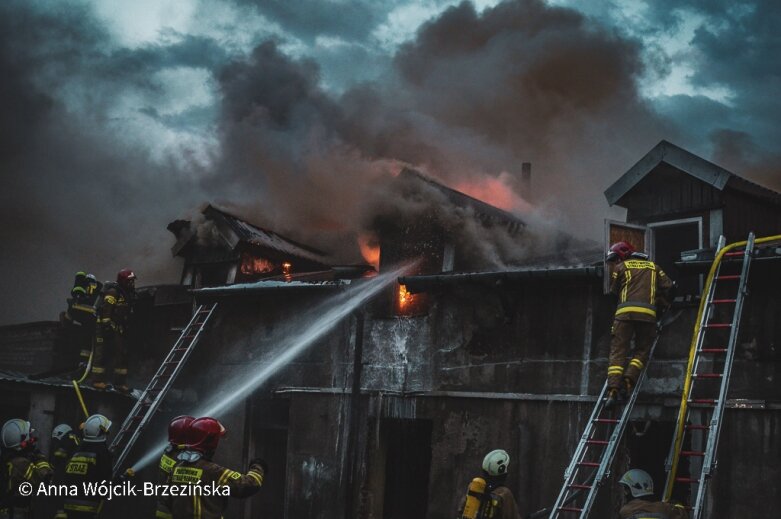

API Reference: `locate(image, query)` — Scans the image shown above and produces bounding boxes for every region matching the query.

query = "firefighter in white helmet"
[618,469,688,519]
[0,419,53,519]
[62,415,114,518]
[458,449,522,519]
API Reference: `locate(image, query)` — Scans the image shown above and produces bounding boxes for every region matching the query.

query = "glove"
[249,458,268,474]
[116,468,135,483]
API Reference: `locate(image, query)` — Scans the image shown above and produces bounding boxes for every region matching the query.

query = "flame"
[454,172,531,213]
[240,254,275,276]
[282,261,293,281]
[398,283,412,309]
[358,233,380,270]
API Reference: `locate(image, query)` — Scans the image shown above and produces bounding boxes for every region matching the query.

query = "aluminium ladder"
[110,302,218,475]
[662,233,773,518]
[549,323,666,518]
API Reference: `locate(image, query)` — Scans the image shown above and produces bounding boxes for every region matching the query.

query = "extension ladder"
[662,233,779,518]
[110,302,218,475]
[549,324,667,518]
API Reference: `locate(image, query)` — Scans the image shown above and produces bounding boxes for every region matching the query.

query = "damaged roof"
[605,140,781,207]
[168,205,331,266]
[193,279,350,297]
[399,168,525,232]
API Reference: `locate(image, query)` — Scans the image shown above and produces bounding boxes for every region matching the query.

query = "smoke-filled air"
[2,0,781,323]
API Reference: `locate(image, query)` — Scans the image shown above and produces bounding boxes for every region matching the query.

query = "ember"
[282,261,293,281]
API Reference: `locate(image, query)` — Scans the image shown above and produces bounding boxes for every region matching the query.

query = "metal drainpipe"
[343,309,366,519]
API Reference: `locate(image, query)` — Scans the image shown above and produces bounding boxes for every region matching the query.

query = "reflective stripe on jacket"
[610,259,673,322]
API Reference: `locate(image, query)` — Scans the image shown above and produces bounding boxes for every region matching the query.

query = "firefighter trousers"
[607,320,657,389]
[91,331,127,386]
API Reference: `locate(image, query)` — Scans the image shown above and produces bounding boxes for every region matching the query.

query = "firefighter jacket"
[66,288,97,328]
[96,283,132,337]
[156,446,179,519]
[164,451,264,519]
[2,450,53,513]
[619,498,688,519]
[51,433,81,473]
[610,258,673,323]
[62,441,113,516]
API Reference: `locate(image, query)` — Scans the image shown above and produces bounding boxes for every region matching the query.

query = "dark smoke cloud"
[4,0,779,323]
[210,0,671,262]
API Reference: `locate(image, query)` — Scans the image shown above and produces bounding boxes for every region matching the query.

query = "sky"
[1,0,780,324]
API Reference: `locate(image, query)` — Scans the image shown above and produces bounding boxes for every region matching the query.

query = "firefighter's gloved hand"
[249,458,268,474]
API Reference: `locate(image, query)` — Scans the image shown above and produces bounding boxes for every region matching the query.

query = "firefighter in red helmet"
[605,242,673,407]
[155,416,195,519]
[91,269,136,392]
[162,417,266,519]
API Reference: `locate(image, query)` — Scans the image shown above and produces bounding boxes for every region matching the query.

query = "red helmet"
[117,268,136,290]
[607,241,636,262]
[185,417,226,453]
[168,415,195,447]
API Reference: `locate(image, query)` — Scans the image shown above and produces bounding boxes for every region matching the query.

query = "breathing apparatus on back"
[461,449,511,519]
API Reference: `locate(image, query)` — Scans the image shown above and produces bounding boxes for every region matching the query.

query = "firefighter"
[156,415,195,519]
[0,419,53,519]
[91,269,136,392]
[51,424,81,519]
[62,414,114,518]
[458,449,521,519]
[618,469,688,519]
[60,271,97,365]
[164,417,266,519]
[605,242,673,408]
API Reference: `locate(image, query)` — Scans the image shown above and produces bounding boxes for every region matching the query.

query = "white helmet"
[2,419,33,450]
[482,449,510,477]
[619,469,654,498]
[82,414,112,443]
[52,423,73,441]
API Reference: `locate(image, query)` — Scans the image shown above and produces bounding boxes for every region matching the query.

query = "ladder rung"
[568,483,592,490]
[174,347,190,352]
[693,373,723,379]
[577,461,600,467]
[585,439,609,445]
[689,398,718,405]
[676,477,700,484]
[716,275,740,280]
[686,424,710,430]
[724,250,745,257]
[680,450,706,457]
[710,299,737,304]
[705,323,732,328]
[558,506,583,513]
[593,418,619,424]
[700,348,727,354]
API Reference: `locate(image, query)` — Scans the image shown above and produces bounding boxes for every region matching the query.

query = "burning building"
[1,141,780,519]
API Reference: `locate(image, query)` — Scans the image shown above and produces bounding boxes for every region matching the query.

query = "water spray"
[128,264,410,472]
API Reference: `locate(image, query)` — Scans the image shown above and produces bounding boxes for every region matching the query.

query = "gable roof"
[169,205,331,266]
[605,140,781,207]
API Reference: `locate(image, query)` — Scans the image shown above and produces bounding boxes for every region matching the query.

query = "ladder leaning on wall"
[663,233,781,519]
[109,302,218,477]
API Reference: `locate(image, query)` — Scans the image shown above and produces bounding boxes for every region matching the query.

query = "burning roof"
[168,205,332,268]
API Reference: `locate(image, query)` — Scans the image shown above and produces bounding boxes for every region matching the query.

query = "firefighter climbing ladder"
[110,302,218,475]
[663,233,780,519]
[549,327,665,518]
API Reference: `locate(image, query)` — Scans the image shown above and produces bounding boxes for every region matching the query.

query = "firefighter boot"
[605,388,620,409]
[619,377,634,401]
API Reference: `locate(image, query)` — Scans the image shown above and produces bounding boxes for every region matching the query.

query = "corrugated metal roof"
[193,279,350,296]
[605,140,781,207]
[205,205,331,265]
[399,265,602,293]
[0,370,133,396]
